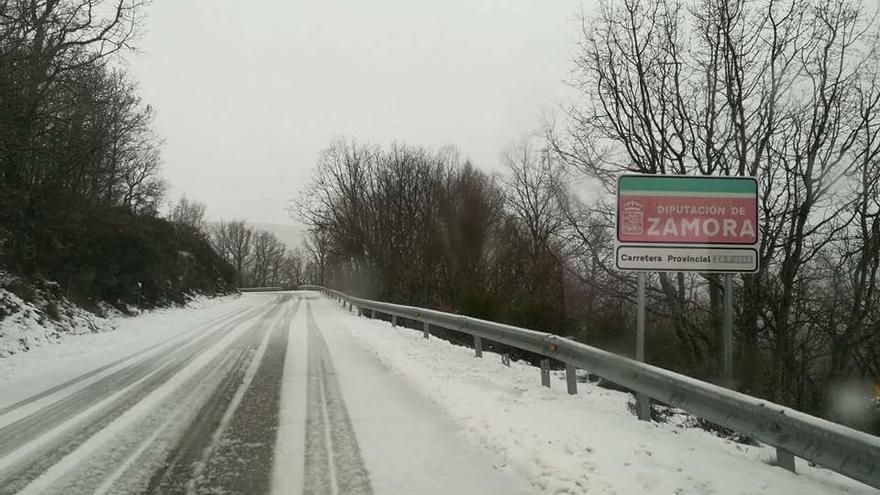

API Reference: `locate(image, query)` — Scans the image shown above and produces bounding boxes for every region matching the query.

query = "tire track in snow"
[0,301,265,458]
[56,296,296,495]
[0,296,288,494]
[90,348,245,495]
[0,299,268,435]
[37,337,249,495]
[189,298,298,494]
[303,300,372,495]
[0,301,254,419]
[141,297,299,495]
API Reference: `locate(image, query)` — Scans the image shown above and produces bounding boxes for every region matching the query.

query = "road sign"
[615,175,759,273]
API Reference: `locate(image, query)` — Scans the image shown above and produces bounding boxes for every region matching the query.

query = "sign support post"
[723,273,734,387]
[636,272,646,363]
[635,272,651,421]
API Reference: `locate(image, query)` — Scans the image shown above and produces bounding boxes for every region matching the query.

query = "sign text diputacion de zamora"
[615,175,759,273]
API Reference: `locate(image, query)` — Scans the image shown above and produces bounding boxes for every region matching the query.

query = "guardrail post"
[392,314,398,327]
[474,335,483,357]
[776,448,796,473]
[502,354,510,367]
[540,359,551,388]
[565,363,577,394]
[422,321,430,339]
[636,394,651,421]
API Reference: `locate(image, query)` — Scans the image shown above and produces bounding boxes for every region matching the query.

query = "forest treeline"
[298,140,569,334]
[210,222,305,289]
[166,197,307,289]
[0,1,233,307]
[299,0,880,430]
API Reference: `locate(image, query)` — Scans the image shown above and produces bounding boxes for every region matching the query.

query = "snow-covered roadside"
[0,292,245,408]
[321,298,875,495]
[0,268,239,361]
[0,287,114,358]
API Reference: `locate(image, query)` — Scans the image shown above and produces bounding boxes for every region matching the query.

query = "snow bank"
[325,298,875,495]
[0,273,235,359]
[0,287,113,358]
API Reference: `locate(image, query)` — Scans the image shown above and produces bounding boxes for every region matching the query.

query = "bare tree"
[551,0,880,406]
[168,196,207,233]
[501,140,565,251]
[211,220,253,287]
[251,230,286,287]
[501,139,569,329]
[303,228,331,286]
[295,138,571,332]
[279,249,305,288]
[1,0,149,191]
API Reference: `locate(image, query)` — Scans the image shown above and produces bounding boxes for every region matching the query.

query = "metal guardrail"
[238,287,284,292]
[300,285,880,490]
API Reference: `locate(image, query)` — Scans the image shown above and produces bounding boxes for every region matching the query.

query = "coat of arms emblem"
[622,201,644,235]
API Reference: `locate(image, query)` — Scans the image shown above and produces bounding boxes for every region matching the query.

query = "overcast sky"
[130,0,585,225]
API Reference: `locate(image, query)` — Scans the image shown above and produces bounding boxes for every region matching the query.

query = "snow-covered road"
[0,292,530,495]
[1,291,874,494]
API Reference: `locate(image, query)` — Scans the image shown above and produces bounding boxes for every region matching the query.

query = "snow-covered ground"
[321,297,876,495]
[0,275,238,361]
[1,291,875,495]
[0,292,532,494]
[0,287,113,359]
[284,295,532,495]
[0,293,281,494]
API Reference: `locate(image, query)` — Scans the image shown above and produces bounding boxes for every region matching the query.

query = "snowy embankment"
[329,300,874,495]
[0,286,113,358]
[0,274,235,360]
